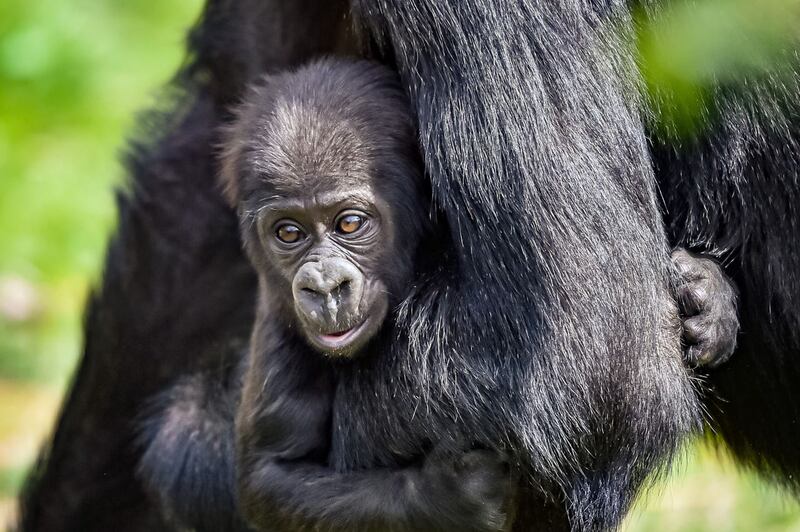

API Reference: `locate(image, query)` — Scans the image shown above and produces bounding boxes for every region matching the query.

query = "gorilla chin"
[301,294,389,357]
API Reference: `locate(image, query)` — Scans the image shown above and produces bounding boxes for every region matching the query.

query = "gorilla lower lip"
[326,328,352,338]
[318,321,366,349]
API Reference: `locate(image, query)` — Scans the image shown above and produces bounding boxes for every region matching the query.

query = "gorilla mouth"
[316,320,367,350]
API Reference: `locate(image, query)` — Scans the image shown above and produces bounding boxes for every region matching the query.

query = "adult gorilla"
[17,1,796,531]
[381,0,800,495]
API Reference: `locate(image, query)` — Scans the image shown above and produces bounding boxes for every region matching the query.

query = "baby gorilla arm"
[238,449,513,532]
[673,248,739,368]
[236,326,514,532]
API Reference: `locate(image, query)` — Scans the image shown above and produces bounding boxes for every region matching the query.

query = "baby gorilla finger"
[455,450,517,531]
[672,248,739,369]
[682,315,706,345]
[671,248,707,282]
[677,282,709,317]
[683,316,734,368]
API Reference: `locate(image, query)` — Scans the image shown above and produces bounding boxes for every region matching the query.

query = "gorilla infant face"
[256,182,396,356]
[222,59,427,357]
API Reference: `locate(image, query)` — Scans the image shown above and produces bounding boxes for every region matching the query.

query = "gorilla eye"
[335,214,365,235]
[275,223,305,244]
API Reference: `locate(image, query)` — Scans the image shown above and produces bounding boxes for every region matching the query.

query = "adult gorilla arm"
[230,2,725,529]
[352,1,701,529]
[17,1,353,530]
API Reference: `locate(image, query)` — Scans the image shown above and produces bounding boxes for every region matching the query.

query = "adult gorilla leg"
[354,1,700,530]
[17,1,353,530]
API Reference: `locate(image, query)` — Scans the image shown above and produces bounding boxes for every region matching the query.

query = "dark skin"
[672,248,738,369]
[256,187,393,356]
[222,59,738,532]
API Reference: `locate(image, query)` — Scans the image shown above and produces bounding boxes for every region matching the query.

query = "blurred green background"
[0,0,798,530]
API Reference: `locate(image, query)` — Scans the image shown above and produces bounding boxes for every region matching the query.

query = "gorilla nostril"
[331,280,351,301]
[292,260,364,319]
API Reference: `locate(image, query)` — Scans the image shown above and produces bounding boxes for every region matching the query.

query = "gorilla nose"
[292,259,364,324]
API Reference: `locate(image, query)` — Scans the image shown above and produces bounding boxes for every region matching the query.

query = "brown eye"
[275,223,304,244]
[336,214,364,235]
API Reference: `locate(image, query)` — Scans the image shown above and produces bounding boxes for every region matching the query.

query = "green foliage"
[0,0,202,384]
[624,444,800,531]
[0,466,26,498]
[637,0,800,137]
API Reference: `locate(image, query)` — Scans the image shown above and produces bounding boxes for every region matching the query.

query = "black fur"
[649,43,800,488]
[138,371,247,531]
[19,0,786,531]
[357,1,797,510]
[17,84,254,532]
[137,56,738,532]
[353,2,702,528]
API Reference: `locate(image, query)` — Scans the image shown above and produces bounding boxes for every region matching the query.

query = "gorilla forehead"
[241,58,418,199]
[250,99,373,194]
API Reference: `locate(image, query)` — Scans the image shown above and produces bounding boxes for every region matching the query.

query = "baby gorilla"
[138,58,739,532]
[224,58,516,531]
[225,58,517,531]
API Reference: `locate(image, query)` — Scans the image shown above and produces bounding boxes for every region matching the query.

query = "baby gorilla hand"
[672,248,739,369]
[423,449,516,532]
